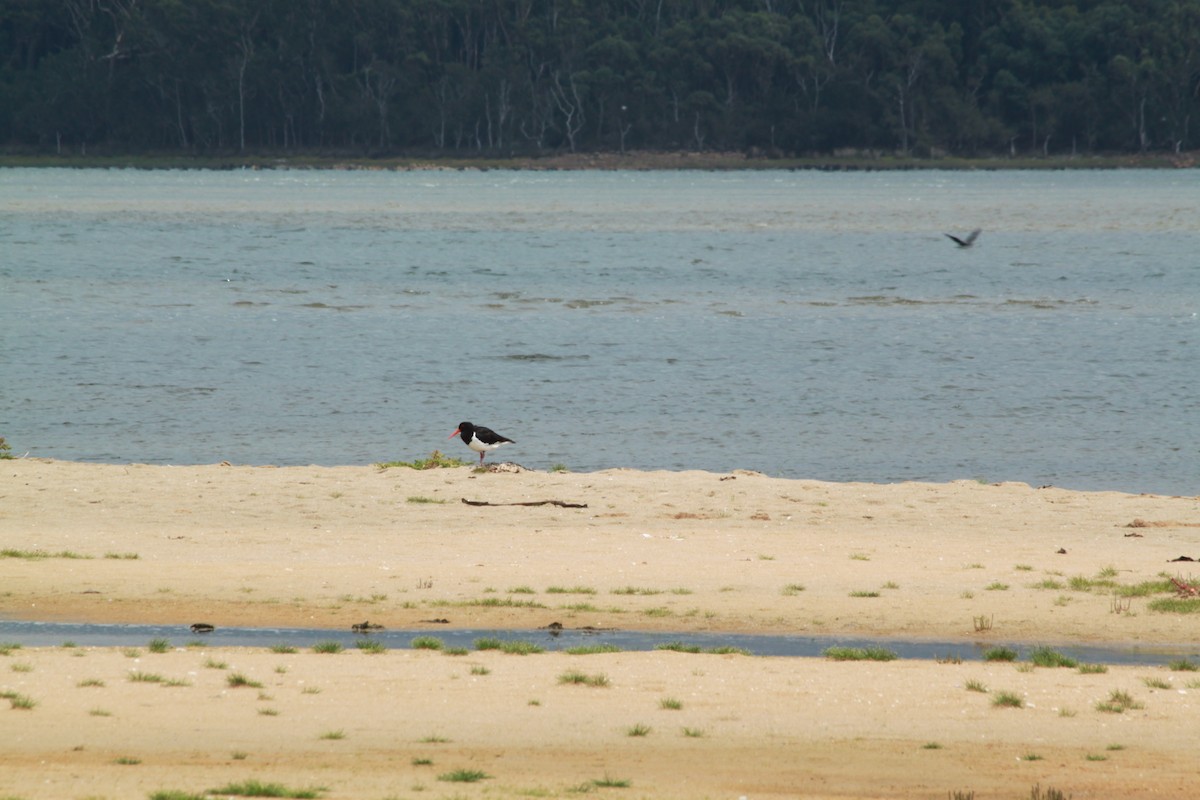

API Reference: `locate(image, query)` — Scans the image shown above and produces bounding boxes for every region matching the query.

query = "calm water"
[1,620,1195,665]
[2,168,1197,494]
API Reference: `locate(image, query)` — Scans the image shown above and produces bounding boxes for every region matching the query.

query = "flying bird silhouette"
[944,228,982,248]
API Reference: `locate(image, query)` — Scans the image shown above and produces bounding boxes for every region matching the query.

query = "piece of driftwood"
[461,498,588,508]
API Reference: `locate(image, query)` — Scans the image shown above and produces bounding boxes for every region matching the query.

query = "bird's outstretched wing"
[945,229,982,247]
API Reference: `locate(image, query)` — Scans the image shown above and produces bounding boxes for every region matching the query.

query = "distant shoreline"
[2,149,1196,171]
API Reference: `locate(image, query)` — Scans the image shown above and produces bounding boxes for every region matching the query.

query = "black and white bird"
[944,228,982,248]
[448,421,515,465]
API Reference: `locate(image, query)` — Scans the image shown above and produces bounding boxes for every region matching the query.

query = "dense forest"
[2,0,1198,159]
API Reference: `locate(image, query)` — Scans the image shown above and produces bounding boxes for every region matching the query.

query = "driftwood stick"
[461,498,588,509]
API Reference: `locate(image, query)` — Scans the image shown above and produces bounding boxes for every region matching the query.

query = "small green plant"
[972,614,994,632]
[0,642,21,655]
[406,495,447,504]
[1028,646,1078,669]
[270,644,298,654]
[781,583,806,595]
[206,780,325,798]
[128,671,166,683]
[1142,676,1171,689]
[0,436,13,459]
[356,638,386,654]
[550,463,570,473]
[497,639,543,655]
[1096,689,1143,713]
[438,769,490,783]
[1078,663,1108,674]
[991,691,1024,708]
[377,450,467,470]
[1020,753,1044,761]
[546,585,597,595]
[227,673,264,689]
[318,729,346,740]
[659,697,683,710]
[922,742,942,749]
[4,691,36,709]
[78,678,105,687]
[558,670,609,687]
[470,665,490,675]
[148,638,171,653]
[1168,658,1199,671]
[312,641,343,654]
[985,582,1009,591]
[983,646,1018,662]
[113,756,142,765]
[849,590,881,598]
[592,775,631,788]
[1084,753,1107,761]
[411,636,444,650]
[822,646,897,662]
[682,727,705,738]
[1028,784,1071,800]
[10,662,32,673]
[626,723,651,737]
[204,657,228,670]
[964,679,988,693]
[1147,597,1200,613]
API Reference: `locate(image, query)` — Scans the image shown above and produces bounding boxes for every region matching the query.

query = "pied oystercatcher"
[449,421,515,465]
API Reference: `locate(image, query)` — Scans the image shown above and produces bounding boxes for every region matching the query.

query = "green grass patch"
[991,691,1024,708]
[983,646,1018,662]
[1147,597,1200,614]
[406,495,447,504]
[546,585,598,595]
[377,450,467,470]
[822,646,898,662]
[227,673,264,689]
[354,638,386,653]
[1096,689,1143,713]
[311,641,343,654]
[1028,646,1078,669]
[1,548,92,560]
[558,670,609,687]
[438,769,490,783]
[411,636,443,651]
[206,780,325,798]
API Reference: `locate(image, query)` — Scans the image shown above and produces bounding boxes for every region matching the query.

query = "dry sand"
[2,458,1198,799]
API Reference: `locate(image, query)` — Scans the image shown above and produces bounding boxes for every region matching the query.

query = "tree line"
[2,0,1198,158]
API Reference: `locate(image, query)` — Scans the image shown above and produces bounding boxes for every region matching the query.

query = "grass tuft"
[822,646,898,662]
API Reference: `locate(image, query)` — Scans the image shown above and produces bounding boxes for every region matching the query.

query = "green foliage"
[2,2,1197,158]
[206,780,324,798]
[1028,646,1078,669]
[822,646,898,662]
[0,437,12,459]
[377,451,467,470]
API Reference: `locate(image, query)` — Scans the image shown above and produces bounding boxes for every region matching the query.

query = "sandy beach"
[2,458,1198,799]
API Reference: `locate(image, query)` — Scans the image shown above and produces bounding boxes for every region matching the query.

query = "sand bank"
[2,459,1198,799]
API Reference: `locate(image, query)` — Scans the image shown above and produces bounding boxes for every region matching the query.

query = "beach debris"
[351,621,384,632]
[189,623,215,634]
[540,621,616,636]
[1168,576,1199,596]
[418,618,450,624]
[1168,555,1196,562]
[1126,518,1200,528]
[1056,548,1067,554]
[461,498,587,508]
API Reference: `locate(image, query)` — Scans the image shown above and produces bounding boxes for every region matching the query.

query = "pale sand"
[2,459,1198,799]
